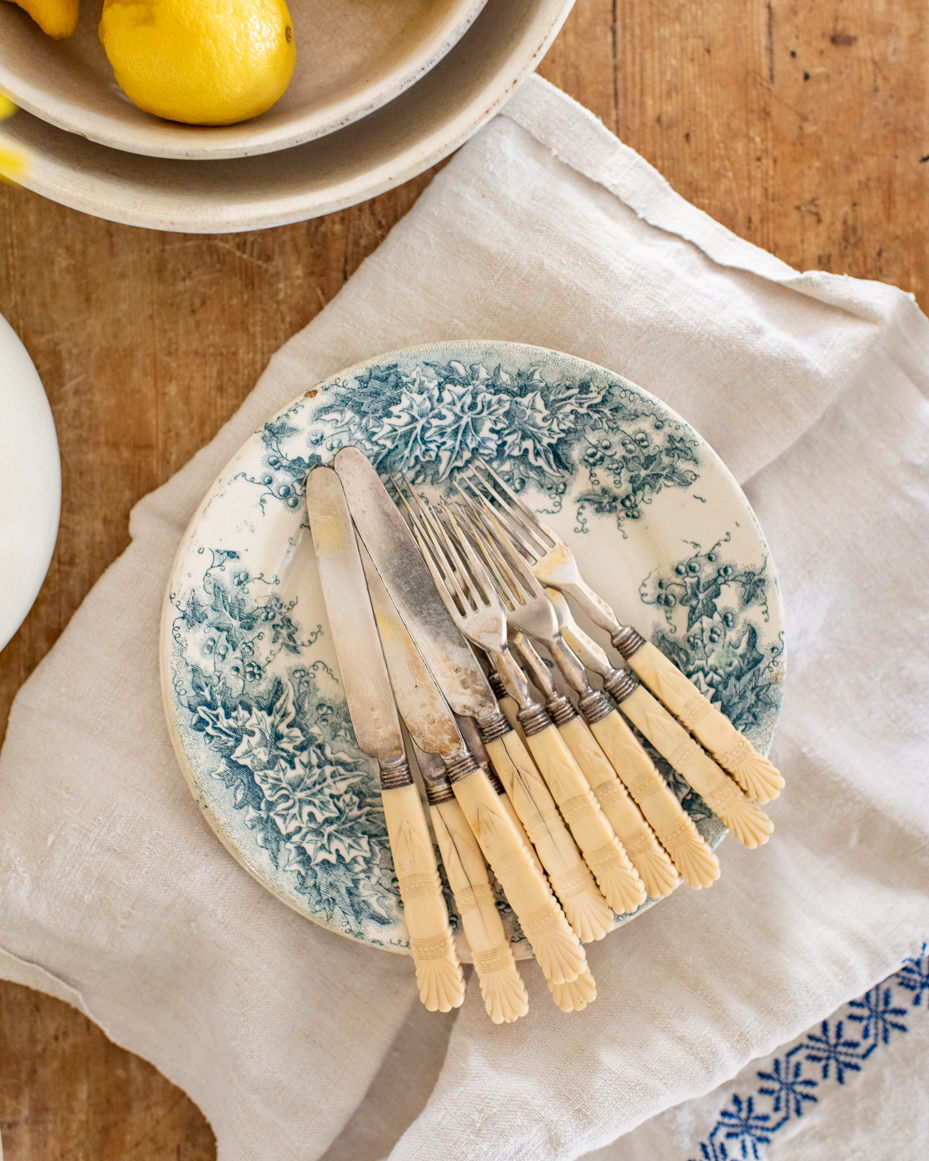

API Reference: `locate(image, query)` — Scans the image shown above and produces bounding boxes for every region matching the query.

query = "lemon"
[5,0,79,39]
[0,96,29,183]
[98,0,296,126]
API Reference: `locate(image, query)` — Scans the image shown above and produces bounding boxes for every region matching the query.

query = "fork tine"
[465,497,549,604]
[392,477,470,612]
[454,477,544,565]
[434,504,499,610]
[451,501,524,607]
[459,470,550,556]
[469,461,559,548]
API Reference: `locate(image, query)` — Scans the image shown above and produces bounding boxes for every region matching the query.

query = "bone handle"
[430,798,528,1024]
[484,730,612,942]
[381,783,465,1012]
[524,724,645,916]
[557,715,678,899]
[618,685,774,849]
[450,768,587,985]
[587,710,720,889]
[622,640,784,804]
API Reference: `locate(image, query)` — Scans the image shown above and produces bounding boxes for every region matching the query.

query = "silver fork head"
[452,498,560,645]
[455,498,595,697]
[392,477,510,657]
[393,479,534,707]
[457,461,583,589]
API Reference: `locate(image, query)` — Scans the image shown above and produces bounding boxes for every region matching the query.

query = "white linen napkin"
[1,76,927,1161]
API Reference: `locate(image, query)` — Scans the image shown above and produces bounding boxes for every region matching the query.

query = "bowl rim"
[0,0,490,160]
[0,0,577,233]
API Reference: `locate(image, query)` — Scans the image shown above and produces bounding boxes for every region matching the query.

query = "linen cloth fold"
[1,76,927,1161]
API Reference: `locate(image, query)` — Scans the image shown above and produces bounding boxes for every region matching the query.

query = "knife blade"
[304,466,464,1012]
[333,446,497,723]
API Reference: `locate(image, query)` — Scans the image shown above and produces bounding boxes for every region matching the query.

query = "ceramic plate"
[0,312,60,653]
[161,341,785,958]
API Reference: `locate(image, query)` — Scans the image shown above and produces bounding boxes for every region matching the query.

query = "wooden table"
[1,1,926,1155]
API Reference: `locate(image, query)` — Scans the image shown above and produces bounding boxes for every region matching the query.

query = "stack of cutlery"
[304,447,783,1025]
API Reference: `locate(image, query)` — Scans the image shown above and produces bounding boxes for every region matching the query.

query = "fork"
[393,478,615,948]
[461,491,774,853]
[454,500,720,891]
[434,502,654,914]
[461,462,785,806]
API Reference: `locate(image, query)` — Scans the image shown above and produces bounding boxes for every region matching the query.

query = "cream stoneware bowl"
[0,0,488,159]
[0,0,575,231]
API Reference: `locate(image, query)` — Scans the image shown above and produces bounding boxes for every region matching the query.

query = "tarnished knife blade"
[333,446,495,718]
[304,466,404,764]
[361,546,463,761]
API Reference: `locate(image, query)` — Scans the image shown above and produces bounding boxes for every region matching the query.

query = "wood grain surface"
[1,0,926,1156]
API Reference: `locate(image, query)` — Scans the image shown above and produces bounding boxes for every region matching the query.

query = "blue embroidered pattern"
[691,944,929,1160]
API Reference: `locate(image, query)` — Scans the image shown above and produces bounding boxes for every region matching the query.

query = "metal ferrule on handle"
[378,755,415,790]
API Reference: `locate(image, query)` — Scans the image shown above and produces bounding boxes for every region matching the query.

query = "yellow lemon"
[98,0,296,126]
[5,0,79,39]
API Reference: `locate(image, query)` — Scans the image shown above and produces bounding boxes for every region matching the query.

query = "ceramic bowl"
[0,0,574,231]
[161,340,785,956]
[0,0,489,160]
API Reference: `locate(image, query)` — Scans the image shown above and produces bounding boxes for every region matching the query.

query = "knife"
[360,546,530,1021]
[408,739,530,1024]
[334,446,603,965]
[304,466,464,1013]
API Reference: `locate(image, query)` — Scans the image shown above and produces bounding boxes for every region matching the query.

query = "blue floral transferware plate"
[161,340,785,959]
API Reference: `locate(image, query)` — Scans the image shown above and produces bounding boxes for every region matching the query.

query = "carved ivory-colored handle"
[617,685,774,849]
[547,968,598,1013]
[484,729,613,943]
[381,783,465,1012]
[524,724,646,916]
[451,767,587,985]
[552,716,648,913]
[430,797,529,1024]
[587,710,720,889]
[558,715,678,900]
[621,639,784,804]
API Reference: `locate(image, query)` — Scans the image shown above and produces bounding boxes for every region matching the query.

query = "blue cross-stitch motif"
[847,985,909,1046]
[689,942,927,1161]
[757,1049,817,1117]
[897,943,929,1007]
[804,1018,872,1082]
[717,1095,773,1159]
